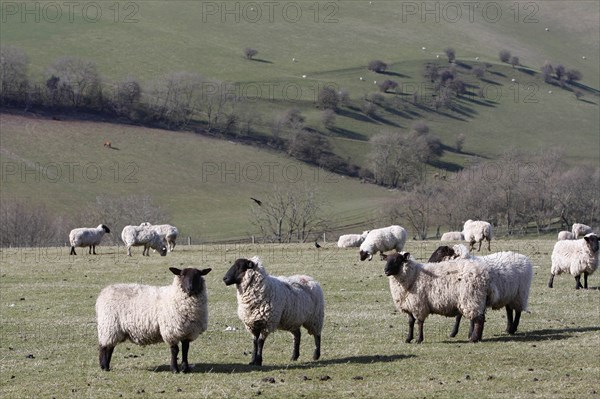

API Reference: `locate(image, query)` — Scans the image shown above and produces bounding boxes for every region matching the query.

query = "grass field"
[1,240,599,398]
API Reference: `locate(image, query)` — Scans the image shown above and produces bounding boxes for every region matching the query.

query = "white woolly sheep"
[429,244,533,336]
[223,256,324,366]
[440,231,464,241]
[557,231,575,240]
[549,233,599,289]
[462,219,493,251]
[359,225,407,261]
[121,225,168,256]
[337,230,370,248]
[384,252,489,343]
[69,224,111,255]
[141,223,179,252]
[572,223,593,239]
[96,267,212,372]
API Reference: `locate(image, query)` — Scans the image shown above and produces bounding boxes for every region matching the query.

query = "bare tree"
[244,48,258,60]
[472,66,485,79]
[0,199,59,247]
[444,47,456,63]
[45,56,102,108]
[317,86,340,110]
[321,109,336,129]
[378,79,398,93]
[509,56,520,68]
[565,69,582,84]
[541,61,554,83]
[368,60,388,73]
[499,50,511,63]
[455,133,466,152]
[0,45,29,104]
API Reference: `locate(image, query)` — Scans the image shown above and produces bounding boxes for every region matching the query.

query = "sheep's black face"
[170,267,212,296]
[223,258,255,286]
[384,253,409,276]
[428,246,455,263]
[158,245,168,256]
[359,250,371,261]
[101,224,111,234]
[584,234,599,253]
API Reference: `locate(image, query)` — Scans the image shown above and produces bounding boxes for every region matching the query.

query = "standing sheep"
[428,244,533,336]
[121,225,168,256]
[141,223,179,252]
[384,252,489,343]
[359,225,408,261]
[572,223,593,239]
[96,267,212,372]
[440,231,464,241]
[548,233,599,289]
[462,220,493,251]
[557,231,575,240]
[337,230,370,248]
[223,257,324,366]
[69,224,111,255]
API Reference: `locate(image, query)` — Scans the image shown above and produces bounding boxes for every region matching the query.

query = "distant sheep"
[69,224,111,255]
[549,233,599,289]
[384,252,488,343]
[359,225,407,261]
[103,141,112,148]
[572,223,593,239]
[462,220,493,251]
[96,267,212,372]
[121,225,167,256]
[141,223,179,252]
[557,231,574,241]
[223,256,324,366]
[440,231,464,241]
[337,230,369,248]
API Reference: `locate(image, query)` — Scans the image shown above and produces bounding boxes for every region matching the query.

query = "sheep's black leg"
[88,246,92,254]
[449,314,461,337]
[170,344,180,373]
[467,319,474,339]
[487,238,491,251]
[291,329,301,361]
[510,310,521,334]
[181,340,191,373]
[70,246,76,255]
[99,345,114,371]
[575,275,583,290]
[548,274,555,288]
[469,241,476,252]
[416,320,425,344]
[470,315,485,342]
[505,306,514,334]
[584,272,589,289]
[250,332,264,366]
[92,245,97,255]
[477,240,482,252]
[313,334,321,361]
[406,314,415,343]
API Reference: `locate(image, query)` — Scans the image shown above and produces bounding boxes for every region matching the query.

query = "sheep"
[222,256,324,366]
[548,233,599,290]
[359,225,407,261]
[121,225,168,256]
[557,231,575,240]
[140,222,179,252]
[384,252,488,343]
[96,267,212,372]
[440,231,464,241]
[462,219,493,251]
[69,224,111,255]
[103,141,112,148]
[429,244,533,336]
[337,230,370,248]
[572,223,593,239]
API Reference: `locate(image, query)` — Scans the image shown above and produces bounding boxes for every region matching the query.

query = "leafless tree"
[509,56,520,68]
[244,48,258,60]
[368,60,388,73]
[499,50,511,63]
[45,56,102,108]
[444,47,456,63]
[317,86,340,110]
[0,45,29,104]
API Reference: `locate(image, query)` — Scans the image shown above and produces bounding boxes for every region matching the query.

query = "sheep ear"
[200,268,212,275]
[403,253,410,261]
[246,260,256,269]
[169,267,182,275]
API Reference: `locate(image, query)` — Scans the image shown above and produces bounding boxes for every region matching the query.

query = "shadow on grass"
[442,326,600,344]
[148,354,416,373]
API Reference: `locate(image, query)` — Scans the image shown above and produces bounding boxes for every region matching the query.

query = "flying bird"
[250,197,262,206]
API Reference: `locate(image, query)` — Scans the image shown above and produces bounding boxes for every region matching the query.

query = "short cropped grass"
[1,240,599,398]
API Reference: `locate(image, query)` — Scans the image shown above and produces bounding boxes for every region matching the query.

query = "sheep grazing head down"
[99,224,111,234]
[384,252,410,276]
[223,258,256,286]
[584,233,599,253]
[169,267,211,296]
[359,250,373,261]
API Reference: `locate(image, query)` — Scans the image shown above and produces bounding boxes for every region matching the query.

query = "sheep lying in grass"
[440,231,464,241]
[141,223,179,252]
[337,230,370,248]
[384,252,488,343]
[121,225,167,256]
[69,224,111,255]
[223,256,324,366]
[96,267,212,372]
[572,223,593,239]
[557,231,575,240]
[462,220,493,251]
[549,233,599,289]
[359,225,407,261]
[429,244,533,336]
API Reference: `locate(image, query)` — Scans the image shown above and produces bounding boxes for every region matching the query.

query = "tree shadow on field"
[148,354,415,374]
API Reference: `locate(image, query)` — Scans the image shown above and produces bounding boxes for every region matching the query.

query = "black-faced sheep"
[549,233,599,289]
[69,224,111,255]
[359,225,407,261]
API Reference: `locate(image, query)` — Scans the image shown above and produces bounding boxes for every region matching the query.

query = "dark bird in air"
[250,197,262,206]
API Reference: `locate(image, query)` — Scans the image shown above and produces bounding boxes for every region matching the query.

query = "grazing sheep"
[557,231,575,240]
[572,223,593,239]
[337,230,370,248]
[462,220,493,251]
[141,223,179,252]
[359,225,407,261]
[440,231,464,241]
[429,244,533,336]
[69,224,111,255]
[96,267,212,372]
[384,252,488,343]
[549,233,599,289]
[121,225,167,256]
[223,257,324,366]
